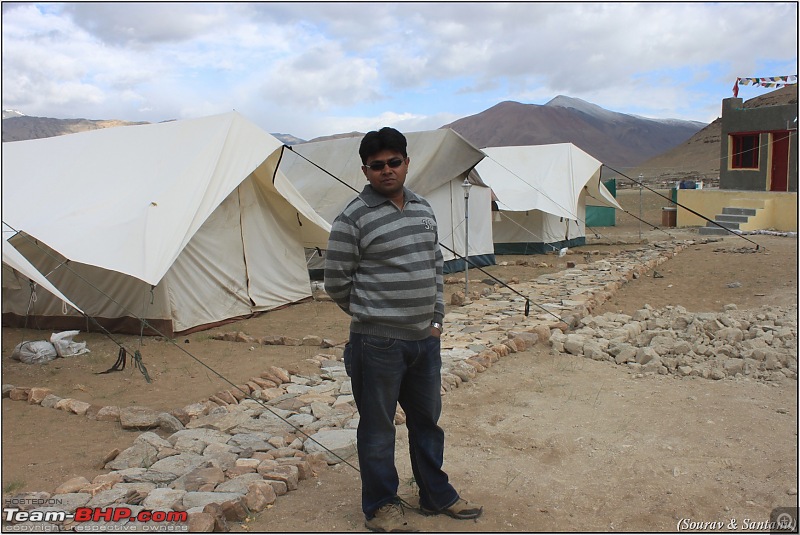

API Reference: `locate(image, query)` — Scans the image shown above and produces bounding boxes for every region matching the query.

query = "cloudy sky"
[2,2,797,140]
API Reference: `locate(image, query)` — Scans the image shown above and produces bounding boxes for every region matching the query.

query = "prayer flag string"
[733,75,797,97]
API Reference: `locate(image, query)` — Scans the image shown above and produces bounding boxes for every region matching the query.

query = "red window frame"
[730,133,760,169]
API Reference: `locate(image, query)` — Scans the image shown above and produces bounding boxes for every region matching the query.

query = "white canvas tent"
[280,129,496,276]
[476,143,621,254]
[2,112,330,335]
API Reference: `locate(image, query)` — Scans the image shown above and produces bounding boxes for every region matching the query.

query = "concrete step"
[716,214,750,223]
[706,220,741,230]
[722,207,757,216]
[698,226,733,235]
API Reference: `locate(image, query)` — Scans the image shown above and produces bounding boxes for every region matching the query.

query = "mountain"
[2,109,25,119]
[1,115,149,142]
[629,85,798,184]
[4,87,793,180]
[272,133,306,145]
[441,96,707,169]
[0,112,306,146]
[306,131,364,143]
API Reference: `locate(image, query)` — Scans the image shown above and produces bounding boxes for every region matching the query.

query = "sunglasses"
[364,157,405,171]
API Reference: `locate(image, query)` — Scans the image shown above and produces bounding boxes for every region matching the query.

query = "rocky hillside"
[442,96,706,169]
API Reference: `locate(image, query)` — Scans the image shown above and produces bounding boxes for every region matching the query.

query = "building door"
[769,131,790,192]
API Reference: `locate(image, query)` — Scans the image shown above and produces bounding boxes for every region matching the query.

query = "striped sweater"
[324,185,444,341]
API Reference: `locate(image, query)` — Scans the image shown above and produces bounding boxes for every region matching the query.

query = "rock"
[173,437,208,455]
[182,402,213,418]
[63,399,90,415]
[9,387,31,401]
[583,341,607,361]
[635,347,659,365]
[149,453,207,477]
[302,335,323,346]
[215,474,264,495]
[39,394,62,408]
[168,428,233,446]
[119,406,162,430]
[259,464,300,491]
[245,481,277,512]
[225,466,256,479]
[202,503,229,533]
[251,377,279,389]
[86,488,130,507]
[182,491,245,511]
[170,466,225,492]
[212,390,238,405]
[92,472,125,487]
[186,411,253,433]
[136,431,173,450]
[142,488,186,510]
[95,406,121,422]
[235,332,255,343]
[276,458,313,480]
[54,477,91,495]
[641,356,663,374]
[723,359,745,376]
[158,412,185,433]
[228,433,273,452]
[268,366,291,384]
[614,346,637,365]
[27,387,52,404]
[221,497,250,521]
[187,511,216,533]
[105,441,159,470]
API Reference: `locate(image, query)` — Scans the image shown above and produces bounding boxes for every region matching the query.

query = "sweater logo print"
[421,218,436,231]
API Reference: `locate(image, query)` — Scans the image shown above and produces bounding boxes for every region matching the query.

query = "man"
[325,127,483,532]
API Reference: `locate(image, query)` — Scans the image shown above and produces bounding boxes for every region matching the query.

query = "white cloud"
[1,2,796,139]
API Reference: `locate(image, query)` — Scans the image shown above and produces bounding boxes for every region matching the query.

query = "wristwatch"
[431,322,443,331]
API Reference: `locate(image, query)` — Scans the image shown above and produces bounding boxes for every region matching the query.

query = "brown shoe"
[365,502,419,533]
[420,498,483,519]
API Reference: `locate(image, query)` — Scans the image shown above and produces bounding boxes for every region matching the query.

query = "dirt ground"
[2,189,797,532]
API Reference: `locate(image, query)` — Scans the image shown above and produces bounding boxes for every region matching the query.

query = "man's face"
[361,149,409,199]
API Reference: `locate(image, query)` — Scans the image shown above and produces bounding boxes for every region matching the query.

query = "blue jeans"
[345,332,459,518]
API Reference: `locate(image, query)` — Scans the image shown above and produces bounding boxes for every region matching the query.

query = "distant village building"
[677,92,797,233]
[719,96,797,192]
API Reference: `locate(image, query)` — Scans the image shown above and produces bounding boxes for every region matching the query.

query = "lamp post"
[462,178,472,297]
[638,174,643,242]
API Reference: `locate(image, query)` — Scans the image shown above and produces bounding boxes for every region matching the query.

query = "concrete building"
[677,94,797,234]
[719,96,797,192]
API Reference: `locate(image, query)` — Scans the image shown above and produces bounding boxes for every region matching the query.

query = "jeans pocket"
[363,334,397,351]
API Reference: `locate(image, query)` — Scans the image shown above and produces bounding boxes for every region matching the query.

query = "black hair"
[359,127,407,164]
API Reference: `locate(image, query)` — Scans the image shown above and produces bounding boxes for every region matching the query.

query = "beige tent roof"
[2,112,331,335]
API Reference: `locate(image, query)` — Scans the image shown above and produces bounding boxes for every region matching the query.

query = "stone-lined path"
[3,239,794,531]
